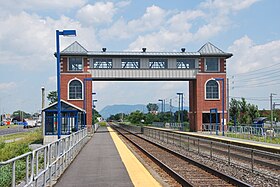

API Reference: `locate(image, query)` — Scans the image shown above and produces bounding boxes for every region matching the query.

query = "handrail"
[0,128,88,187]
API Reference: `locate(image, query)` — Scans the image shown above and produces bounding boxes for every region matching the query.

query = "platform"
[55,126,160,187]
[146,126,280,153]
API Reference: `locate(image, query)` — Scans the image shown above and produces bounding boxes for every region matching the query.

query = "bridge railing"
[0,128,88,187]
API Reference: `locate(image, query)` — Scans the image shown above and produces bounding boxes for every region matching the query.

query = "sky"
[0,0,279,114]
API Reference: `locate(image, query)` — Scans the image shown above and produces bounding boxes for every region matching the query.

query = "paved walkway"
[55,126,133,187]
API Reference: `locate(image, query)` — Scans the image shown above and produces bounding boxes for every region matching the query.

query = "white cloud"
[99,5,167,40]
[228,36,280,75]
[200,0,259,14]
[0,11,101,69]
[0,0,85,14]
[0,82,16,90]
[116,0,131,8]
[76,2,116,26]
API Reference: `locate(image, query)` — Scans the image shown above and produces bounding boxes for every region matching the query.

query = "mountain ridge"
[99,104,189,119]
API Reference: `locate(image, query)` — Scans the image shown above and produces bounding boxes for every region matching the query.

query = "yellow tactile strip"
[108,127,161,187]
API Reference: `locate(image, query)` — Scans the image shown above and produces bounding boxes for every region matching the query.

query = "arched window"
[69,80,83,99]
[205,80,219,99]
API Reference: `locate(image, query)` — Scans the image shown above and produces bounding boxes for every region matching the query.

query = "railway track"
[145,128,280,175]
[112,125,251,187]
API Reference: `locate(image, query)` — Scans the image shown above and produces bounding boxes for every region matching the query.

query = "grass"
[98,121,107,126]
[0,125,20,130]
[226,133,280,144]
[0,128,43,161]
[0,128,43,187]
[0,132,29,142]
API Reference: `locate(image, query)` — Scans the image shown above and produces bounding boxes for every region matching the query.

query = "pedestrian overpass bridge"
[61,41,231,81]
[57,41,231,133]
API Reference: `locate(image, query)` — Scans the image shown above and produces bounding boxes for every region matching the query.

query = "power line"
[230,62,280,77]
[234,81,280,88]
[233,69,280,82]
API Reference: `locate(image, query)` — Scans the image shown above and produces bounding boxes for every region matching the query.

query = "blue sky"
[0,0,279,114]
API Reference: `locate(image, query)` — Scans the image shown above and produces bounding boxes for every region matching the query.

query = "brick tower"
[60,42,92,129]
[189,43,232,131]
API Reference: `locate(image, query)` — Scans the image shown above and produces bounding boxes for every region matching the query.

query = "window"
[69,57,83,71]
[177,59,195,69]
[205,80,219,99]
[69,80,83,99]
[205,58,219,72]
[149,59,167,69]
[91,59,112,69]
[121,59,140,69]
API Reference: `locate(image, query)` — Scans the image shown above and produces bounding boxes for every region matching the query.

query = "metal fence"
[118,124,142,133]
[0,128,88,187]
[141,127,280,181]
[227,126,280,144]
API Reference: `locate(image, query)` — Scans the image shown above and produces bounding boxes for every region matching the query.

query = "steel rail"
[112,125,251,187]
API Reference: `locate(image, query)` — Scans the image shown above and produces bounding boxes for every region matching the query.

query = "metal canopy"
[60,41,232,58]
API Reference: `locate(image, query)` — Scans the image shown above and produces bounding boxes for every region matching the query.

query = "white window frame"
[204,58,220,72]
[68,57,84,71]
[68,78,84,100]
[204,78,220,100]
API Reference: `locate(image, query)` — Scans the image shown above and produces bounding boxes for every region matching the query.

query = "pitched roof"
[198,42,224,53]
[60,41,232,58]
[42,99,86,113]
[61,41,88,54]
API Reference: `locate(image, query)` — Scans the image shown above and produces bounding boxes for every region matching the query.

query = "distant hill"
[99,104,189,119]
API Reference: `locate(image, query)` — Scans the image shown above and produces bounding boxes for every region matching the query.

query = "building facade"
[59,41,232,132]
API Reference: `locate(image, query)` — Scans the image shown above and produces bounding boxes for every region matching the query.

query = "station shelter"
[43,99,86,143]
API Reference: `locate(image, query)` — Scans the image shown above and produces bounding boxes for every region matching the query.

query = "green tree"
[247,103,259,123]
[174,110,189,123]
[92,108,101,124]
[146,103,159,112]
[128,110,144,124]
[47,91,57,104]
[239,97,249,124]
[144,113,159,124]
[229,98,240,124]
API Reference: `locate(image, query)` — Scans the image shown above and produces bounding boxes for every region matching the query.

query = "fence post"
[25,155,29,185]
[228,145,230,165]
[188,137,190,151]
[12,161,16,187]
[251,149,254,172]
[210,141,213,159]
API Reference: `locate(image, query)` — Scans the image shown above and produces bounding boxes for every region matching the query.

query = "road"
[0,126,36,136]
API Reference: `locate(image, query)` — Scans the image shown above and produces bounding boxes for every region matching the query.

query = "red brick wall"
[189,72,227,131]
[60,57,92,129]
[220,58,225,73]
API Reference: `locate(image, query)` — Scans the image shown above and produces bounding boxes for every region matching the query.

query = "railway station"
[43,41,232,140]
[2,41,280,187]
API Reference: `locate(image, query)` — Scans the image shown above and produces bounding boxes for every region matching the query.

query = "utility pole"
[177,92,183,125]
[158,99,163,113]
[227,78,230,122]
[178,95,181,123]
[41,87,45,138]
[270,93,277,128]
[170,99,172,125]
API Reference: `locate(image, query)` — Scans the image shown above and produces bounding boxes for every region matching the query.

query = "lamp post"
[158,99,163,113]
[177,93,183,130]
[92,98,97,131]
[215,78,225,136]
[56,30,76,139]
[270,93,277,128]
